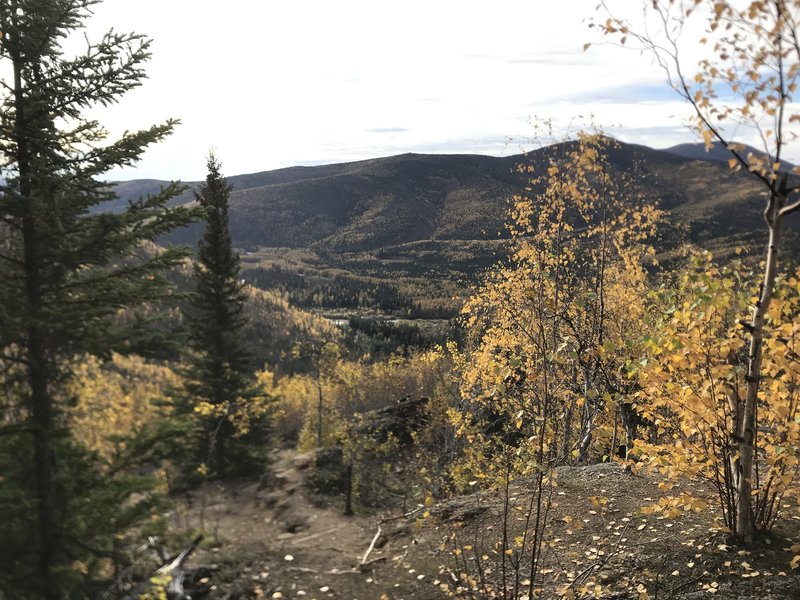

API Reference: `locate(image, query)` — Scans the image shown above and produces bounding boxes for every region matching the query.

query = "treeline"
[243,265,456,318]
[342,315,461,359]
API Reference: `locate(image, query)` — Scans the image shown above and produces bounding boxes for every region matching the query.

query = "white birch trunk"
[735,197,784,541]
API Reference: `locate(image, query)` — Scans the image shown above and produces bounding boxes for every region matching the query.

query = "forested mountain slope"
[116,140,798,259]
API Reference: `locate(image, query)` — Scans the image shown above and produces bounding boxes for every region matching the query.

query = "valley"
[115,141,799,323]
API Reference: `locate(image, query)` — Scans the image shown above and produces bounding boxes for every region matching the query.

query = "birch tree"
[597,0,800,541]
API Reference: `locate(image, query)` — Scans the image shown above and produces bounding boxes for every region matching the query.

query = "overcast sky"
[76,0,780,181]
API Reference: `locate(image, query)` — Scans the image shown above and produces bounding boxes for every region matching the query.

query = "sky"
[73,0,787,181]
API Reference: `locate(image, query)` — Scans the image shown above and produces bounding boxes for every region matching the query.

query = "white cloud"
[70,0,795,180]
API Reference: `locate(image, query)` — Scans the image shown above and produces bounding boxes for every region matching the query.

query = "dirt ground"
[170,449,442,600]
[170,451,800,599]
[430,463,800,599]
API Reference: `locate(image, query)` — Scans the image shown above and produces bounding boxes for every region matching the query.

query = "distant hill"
[112,140,794,254]
[663,141,795,170]
[113,153,529,251]
[112,140,799,315]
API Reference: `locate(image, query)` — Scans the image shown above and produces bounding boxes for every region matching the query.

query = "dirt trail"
[177,448,440,599]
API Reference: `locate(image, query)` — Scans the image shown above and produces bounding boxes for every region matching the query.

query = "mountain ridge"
[113,140,798,259]
[664,141,796,168]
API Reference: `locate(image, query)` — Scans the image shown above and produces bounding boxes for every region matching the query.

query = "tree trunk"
[14,42,60,598]
[577,365,594,463]
[317,382,323,447]
[562,398,574,461]
[736,199,784,541]
[610,409,619,461]
[215,425,227,479]
[562,362,577,460]
[28,310,59,600]
[28,304,59,600]
[577,412,593,463]
[619,402,639,461]
[344,463,354,516]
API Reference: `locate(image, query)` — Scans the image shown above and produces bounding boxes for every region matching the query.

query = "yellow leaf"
[70,560,88,574]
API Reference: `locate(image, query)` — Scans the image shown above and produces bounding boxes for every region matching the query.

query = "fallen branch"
[380,506,424,524]
[358,556,388,572]
[668,572,706,597]
[147,536,169,564]
[287,566,319,574]
[131,535,213,600]
[291,525,344,545]
[360,526,382,566]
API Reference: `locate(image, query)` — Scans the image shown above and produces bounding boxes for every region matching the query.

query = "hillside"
[149,252,342,370]
[116,140,798,254]
[664,141,796,169]
[115,141,800,316]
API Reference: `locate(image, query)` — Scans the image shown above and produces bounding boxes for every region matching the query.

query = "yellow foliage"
[456,131,662,483]
[264,349,448,449]
[67,353,178,460]
[635,254,800,530]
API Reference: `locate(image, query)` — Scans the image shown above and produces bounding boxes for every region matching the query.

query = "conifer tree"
[177,155,268,480]
[0,1,196,597]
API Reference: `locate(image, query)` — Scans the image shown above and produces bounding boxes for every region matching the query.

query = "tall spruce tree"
[178,155,268,480]
[0,1,196,597]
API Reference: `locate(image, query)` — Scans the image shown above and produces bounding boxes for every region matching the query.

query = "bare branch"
[778,197,800,216]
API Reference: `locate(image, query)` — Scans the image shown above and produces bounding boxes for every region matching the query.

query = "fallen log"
[158,535,203,599]
[353,397,430,446]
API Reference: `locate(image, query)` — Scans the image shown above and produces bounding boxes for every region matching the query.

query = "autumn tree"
[597,0,800,540]
[176,155,269,480]
[289,339,342,448]
[452,132,660,596]
[0,0,196,596]
[67,353,179,461]
[632,251,800,537]
[458,132,660,472]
